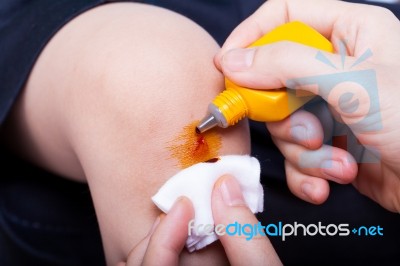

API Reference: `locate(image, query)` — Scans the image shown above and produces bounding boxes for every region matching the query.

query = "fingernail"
[218,176,247,207]
[290,125,309,146]
[301,183,314,201]
[321,160,343,181]
[222,48,255,71]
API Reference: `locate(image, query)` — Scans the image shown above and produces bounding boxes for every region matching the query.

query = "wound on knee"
[167,121,222,168]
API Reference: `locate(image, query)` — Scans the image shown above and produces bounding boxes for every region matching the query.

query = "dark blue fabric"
[148,0,264,45]
[0,147,105,266]
[0,0,106,124]
[0,0,399,265]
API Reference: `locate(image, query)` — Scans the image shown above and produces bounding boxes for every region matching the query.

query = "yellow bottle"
[196,21,333,133]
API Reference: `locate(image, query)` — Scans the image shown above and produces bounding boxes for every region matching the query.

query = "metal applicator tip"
[196,114,218,134]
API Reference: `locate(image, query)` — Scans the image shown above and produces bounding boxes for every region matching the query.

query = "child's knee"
[57,3,250,159]
[60,3,220,129]
[11,2,250,183]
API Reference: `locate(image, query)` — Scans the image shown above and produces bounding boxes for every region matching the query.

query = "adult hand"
[211,175,282,265]
[215,0,400,212]
[119,175,282,265]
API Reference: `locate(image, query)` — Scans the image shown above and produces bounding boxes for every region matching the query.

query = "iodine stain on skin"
[167,121,222,169]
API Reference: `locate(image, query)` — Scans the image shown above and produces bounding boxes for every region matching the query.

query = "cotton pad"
[152,155,263,252]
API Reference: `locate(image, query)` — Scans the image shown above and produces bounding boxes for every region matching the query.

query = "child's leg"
[2,3,250,265]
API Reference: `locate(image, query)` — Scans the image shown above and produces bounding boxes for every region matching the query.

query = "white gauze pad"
[151,155,263,252]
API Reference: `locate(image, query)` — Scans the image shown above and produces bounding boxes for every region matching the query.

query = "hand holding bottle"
[215,0,400,213]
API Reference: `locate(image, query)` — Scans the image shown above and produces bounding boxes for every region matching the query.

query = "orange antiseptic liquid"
[167,121,222,169]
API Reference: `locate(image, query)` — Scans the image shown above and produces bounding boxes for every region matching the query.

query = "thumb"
[212,175,282,266]
[220,41,343,89]
[221,42,380,133]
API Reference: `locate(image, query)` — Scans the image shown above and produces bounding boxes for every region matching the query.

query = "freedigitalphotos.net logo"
[286,40,382,166]
[188,220,384,241]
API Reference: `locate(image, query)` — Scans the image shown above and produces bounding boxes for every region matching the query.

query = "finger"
[211,175,282,266]
[142,197,194,266]
[267,109,324,149]
[215,0,360,69]
[273,138,358,184]
[284,160,330,204]
[125,215,162,266]
[303,98,336,144]
[221,41,349,90]
[220,41,381,132]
